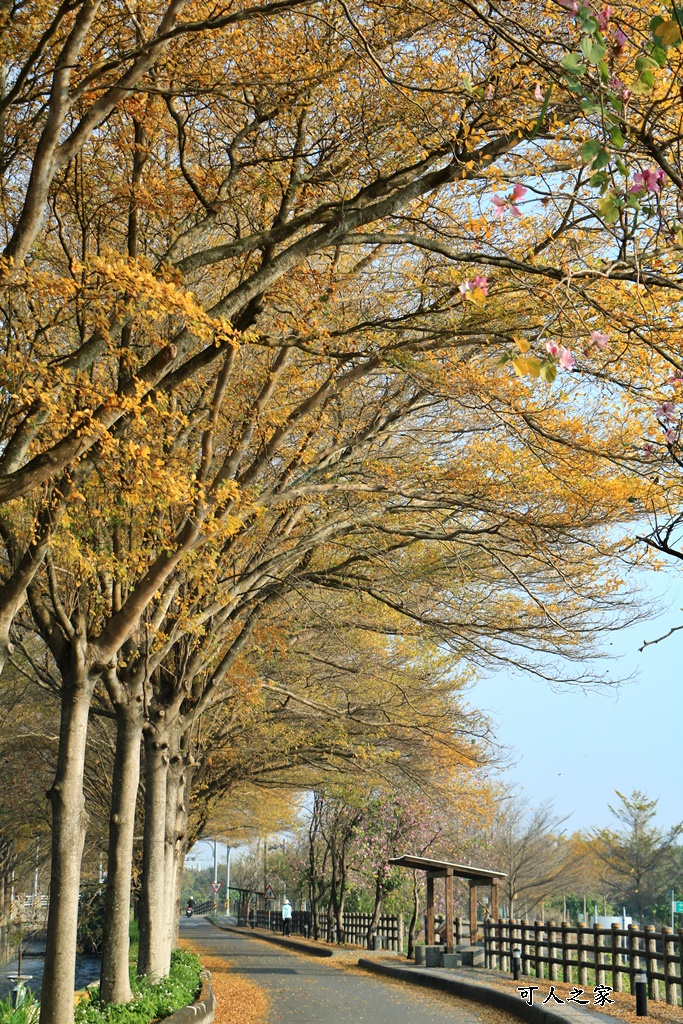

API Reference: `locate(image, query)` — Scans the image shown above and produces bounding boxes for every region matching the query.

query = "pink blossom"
[643,443,654,458]
[667,372,683,386]
[657,401,677,421]
[589,331,610,349]
[666,427,677,444]
[545,340,560,356]
[491,184,527,219]
[612,27,627,49]
[534,83,544,101]
[597,4,612,30]
[472,275,489,295]
[485,84,495,99]
[609,75,630,101]
[630,168,667,194]
[558,346,576,370]
[491,195,506,218]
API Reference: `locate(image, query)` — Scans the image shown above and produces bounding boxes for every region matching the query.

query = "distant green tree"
[594,791,683,926]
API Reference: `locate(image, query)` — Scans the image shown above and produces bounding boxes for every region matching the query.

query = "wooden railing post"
[455,915,462,947]
[645,925,659,1001]
[612,922,622,992]
[628,923,639,995]
[595,924,605,987]
[549,920,558,982]
[663,927,676,1005]
[577,922,588,987]
[513,919,521,976]
[522,919,530,976]
[535,920,543,980]
[561,921,571,983]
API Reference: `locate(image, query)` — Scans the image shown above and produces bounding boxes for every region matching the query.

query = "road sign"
[264,884,276,901]
[673,901,683,913]
[211,881,222,894]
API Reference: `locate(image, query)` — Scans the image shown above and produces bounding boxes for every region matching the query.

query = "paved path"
[181,917,508,1024]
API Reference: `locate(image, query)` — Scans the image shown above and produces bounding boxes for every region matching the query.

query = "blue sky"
[472,564,683,833]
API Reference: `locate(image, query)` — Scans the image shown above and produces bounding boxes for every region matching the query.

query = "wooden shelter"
[389,855,506,952]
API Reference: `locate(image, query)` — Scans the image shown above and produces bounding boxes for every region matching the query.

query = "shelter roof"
[389,855,506,881]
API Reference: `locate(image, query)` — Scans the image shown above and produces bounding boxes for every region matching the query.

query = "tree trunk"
[407,870,419,959]
[170,762,193,950]
[162,748,182,968]
[137,724,170,980]
[99,701,143,1004]
[327,853,337,942]
[366,870,384,948]
[39,649,95,1024]
[334,852,347,944]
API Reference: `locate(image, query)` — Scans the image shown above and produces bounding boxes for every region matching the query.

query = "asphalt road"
[180,916,506,1024]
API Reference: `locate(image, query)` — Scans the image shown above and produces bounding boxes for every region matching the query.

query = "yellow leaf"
[658,20,681,45]
[512,357,529,376]
[469,287,487,305]
[515,336,531,353]
[526,357,541,378]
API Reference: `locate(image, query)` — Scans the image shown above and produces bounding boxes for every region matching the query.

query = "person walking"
[282,897,292,936]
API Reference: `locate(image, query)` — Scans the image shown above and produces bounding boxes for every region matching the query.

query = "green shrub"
[0,950,201,1024]
[75,949,202,1024]
[0,988,38,1024]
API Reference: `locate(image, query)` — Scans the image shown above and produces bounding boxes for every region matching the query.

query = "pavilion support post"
[426,874,435,945]
[445,868,454,953]
[491,878,499,922]
[469,881,478,943]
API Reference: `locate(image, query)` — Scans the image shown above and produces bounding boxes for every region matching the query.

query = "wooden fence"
[484,919,683,1006]
[254,908,404,950]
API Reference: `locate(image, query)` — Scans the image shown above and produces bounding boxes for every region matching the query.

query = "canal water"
[0,937,101,1001]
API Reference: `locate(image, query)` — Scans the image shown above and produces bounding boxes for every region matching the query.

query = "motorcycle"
[185,906,194,917]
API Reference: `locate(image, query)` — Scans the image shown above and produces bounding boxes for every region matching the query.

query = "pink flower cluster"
[609,76,630,101]
[656,401,676,422]
[492,184,527,219]
[644,400,679,453]
[612,27,627,49]
[588,331,610,349]
[630,168,667,194]
[459,275,488,299]
[545,339,576,370]
[557,2,626,48]
[597,4,612,30]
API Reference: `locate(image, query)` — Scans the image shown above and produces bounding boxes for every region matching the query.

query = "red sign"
[264,884,276,900]
[211,881,222,894]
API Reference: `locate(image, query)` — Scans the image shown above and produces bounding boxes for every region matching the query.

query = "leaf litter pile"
[180,940,269,1024]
